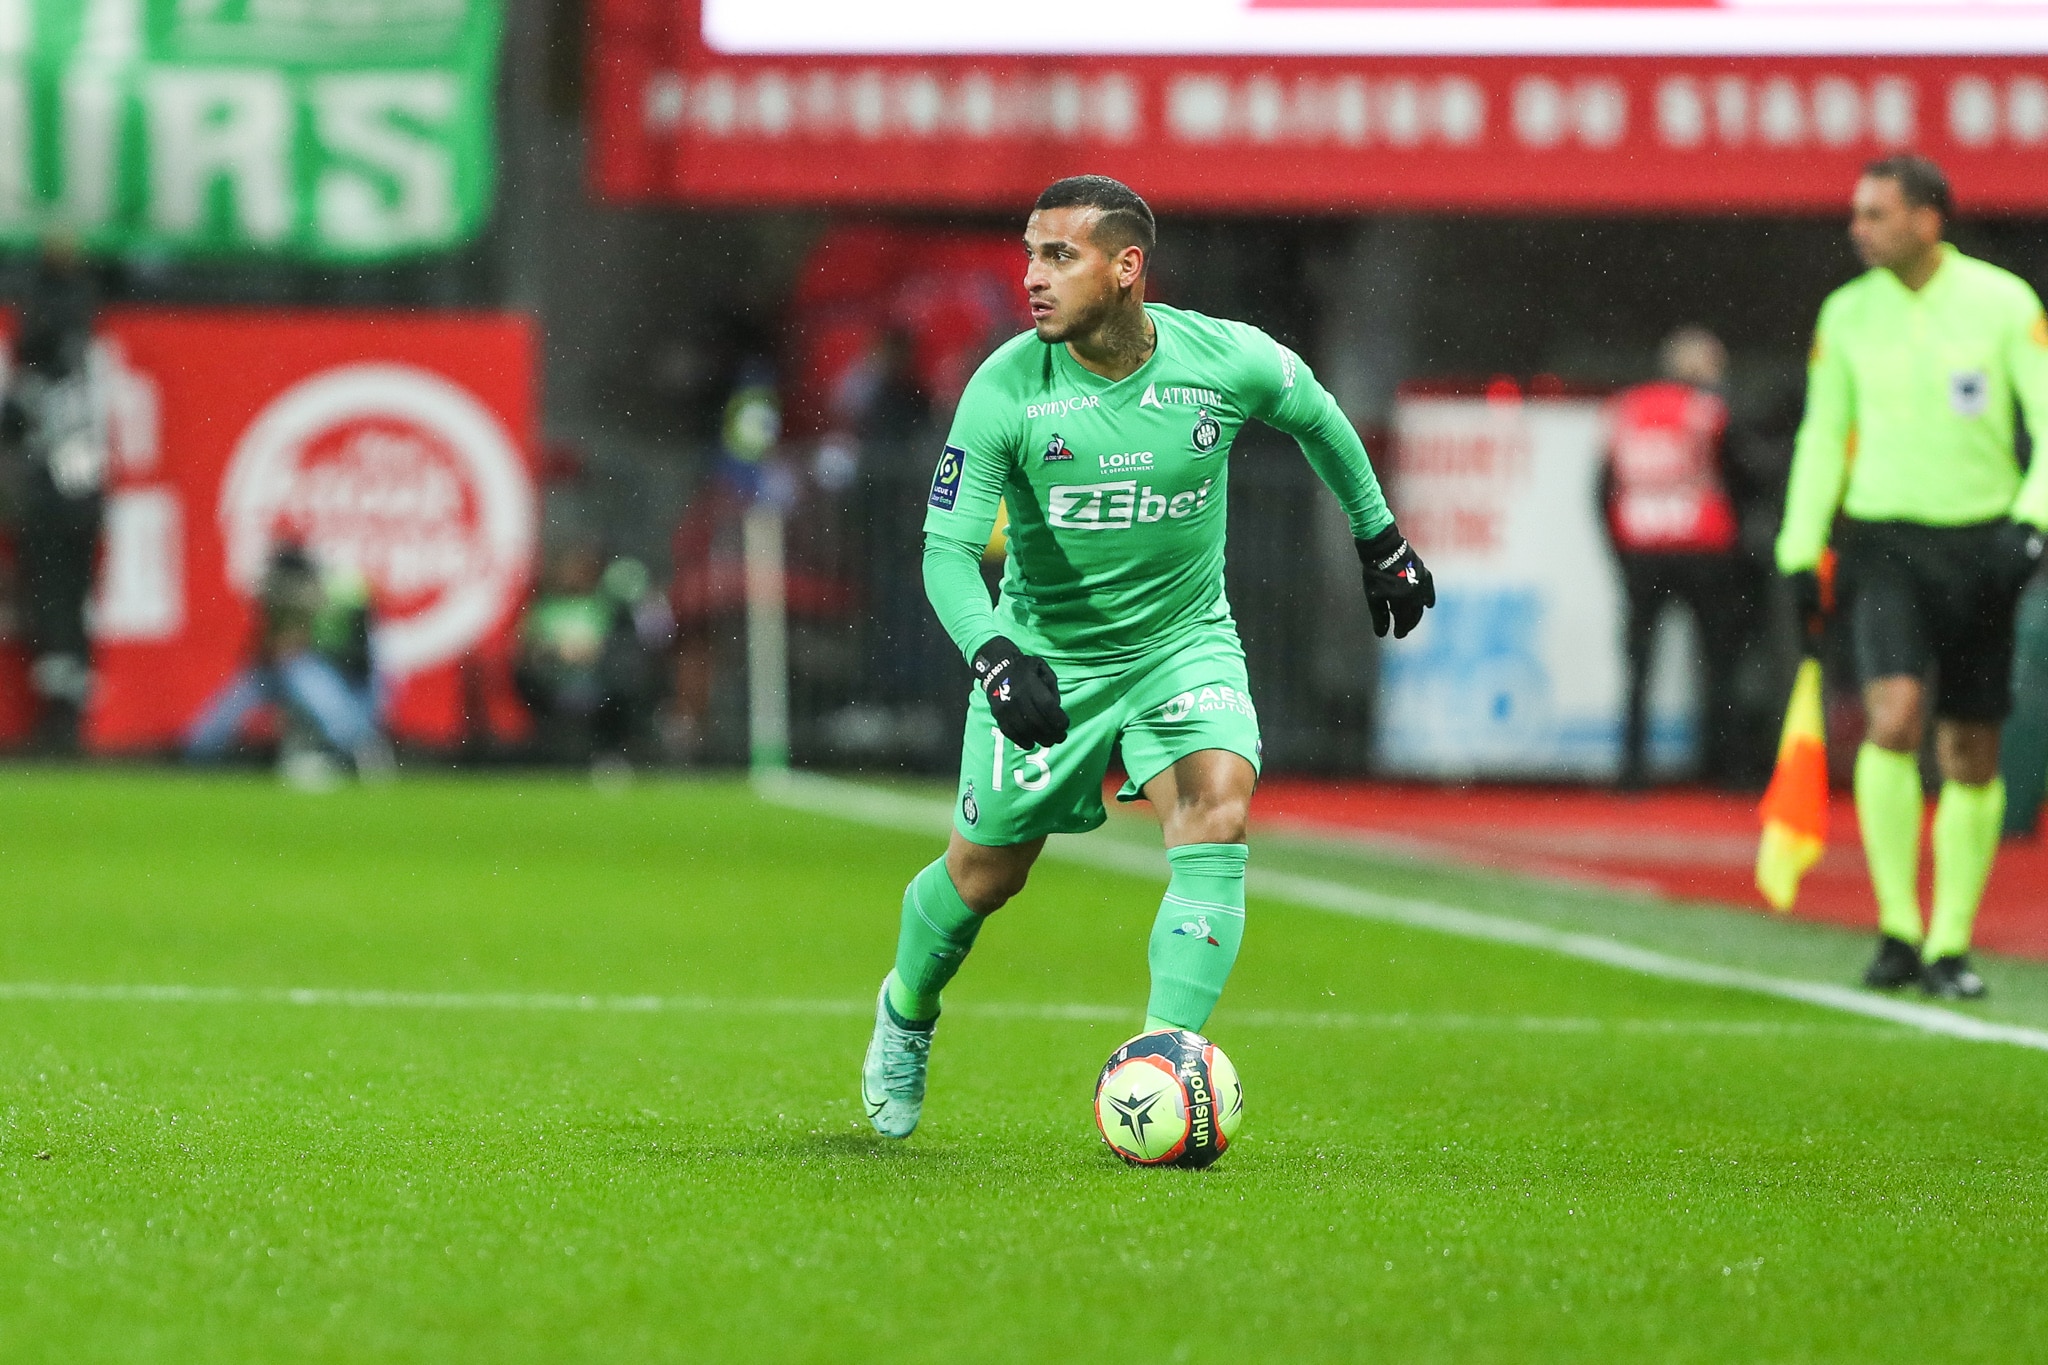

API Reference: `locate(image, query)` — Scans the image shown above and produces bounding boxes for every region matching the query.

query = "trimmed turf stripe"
[0,981,1904,1037]
[756,772,2048,1055]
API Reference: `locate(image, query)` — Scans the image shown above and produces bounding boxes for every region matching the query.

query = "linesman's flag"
[1756,656,1828,911]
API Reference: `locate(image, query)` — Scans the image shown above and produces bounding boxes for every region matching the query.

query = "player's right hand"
[1785,569,1825,635]
[972,635,1070,750]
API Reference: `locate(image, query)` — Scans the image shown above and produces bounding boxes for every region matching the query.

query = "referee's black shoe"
[1861,935,1926,990]
[1922,954,1988,1001]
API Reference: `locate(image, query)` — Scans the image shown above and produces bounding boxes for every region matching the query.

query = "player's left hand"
[1356,523,1436,639]
[1995,518,2048,593]
[972,634,1070,750]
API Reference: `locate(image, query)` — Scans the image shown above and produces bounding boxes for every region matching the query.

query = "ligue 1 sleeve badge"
[1191,408,1221,455]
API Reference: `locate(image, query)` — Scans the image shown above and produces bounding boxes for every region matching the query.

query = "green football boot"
[861,974,935,1139]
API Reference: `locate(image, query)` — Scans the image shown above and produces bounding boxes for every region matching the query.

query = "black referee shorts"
[1837,518,2022,723]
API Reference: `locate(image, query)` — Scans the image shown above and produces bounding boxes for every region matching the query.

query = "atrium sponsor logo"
[1140,382,1221,409]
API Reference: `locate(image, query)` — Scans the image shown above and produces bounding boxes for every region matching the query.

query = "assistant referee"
[1778,154,2048,1000]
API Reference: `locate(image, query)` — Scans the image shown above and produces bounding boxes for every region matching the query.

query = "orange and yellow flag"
[1756,657,1828,911]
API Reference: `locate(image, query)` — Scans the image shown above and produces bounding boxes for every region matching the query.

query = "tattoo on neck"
[1095,310,1155,372]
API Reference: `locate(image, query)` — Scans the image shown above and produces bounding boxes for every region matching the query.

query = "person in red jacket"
[1604,326,1752,789]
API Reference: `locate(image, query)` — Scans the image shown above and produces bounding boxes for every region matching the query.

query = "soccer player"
[860,176,1434,1137]
[1777,154,2048,1000]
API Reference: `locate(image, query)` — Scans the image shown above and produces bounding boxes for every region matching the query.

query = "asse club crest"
[1191,408,1221,455]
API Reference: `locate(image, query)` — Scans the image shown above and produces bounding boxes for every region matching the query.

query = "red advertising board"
[75,310,537,752]
[590,0,2048,212]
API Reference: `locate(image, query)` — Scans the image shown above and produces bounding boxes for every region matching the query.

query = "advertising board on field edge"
[592,0,2048,212]
[4,309,539,752]
[1376,393,1697,780]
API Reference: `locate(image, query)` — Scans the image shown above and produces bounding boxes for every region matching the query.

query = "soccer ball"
[1094,1028,1244,1168]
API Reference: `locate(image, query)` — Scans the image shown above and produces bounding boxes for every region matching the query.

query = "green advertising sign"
[1,0,500,261]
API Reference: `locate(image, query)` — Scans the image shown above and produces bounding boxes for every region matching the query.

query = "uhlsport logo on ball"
[218,363,537,676]
[1094,1028,1244,1168]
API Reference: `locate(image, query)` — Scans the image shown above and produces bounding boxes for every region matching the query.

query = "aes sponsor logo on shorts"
[1047,479,1214,530]
[1158,685,1256,723]
[929,444,966,510]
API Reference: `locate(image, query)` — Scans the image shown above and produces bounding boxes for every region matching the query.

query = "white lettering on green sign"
[0,0,498,260]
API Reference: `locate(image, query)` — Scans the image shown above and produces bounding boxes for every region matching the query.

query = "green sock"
[1143,843,1248,1033]
[886,858,985,1024]
[1855,743,1926,945]
[1927,778,2005,961]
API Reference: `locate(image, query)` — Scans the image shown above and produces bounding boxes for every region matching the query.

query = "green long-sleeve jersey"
[921,303,1392,673]
[1776,245,2048,574]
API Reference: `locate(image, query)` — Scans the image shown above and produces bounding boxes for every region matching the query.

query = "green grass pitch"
[5,771,2048,1363]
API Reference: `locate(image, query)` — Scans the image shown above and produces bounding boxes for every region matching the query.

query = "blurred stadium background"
[4,3,2048,915]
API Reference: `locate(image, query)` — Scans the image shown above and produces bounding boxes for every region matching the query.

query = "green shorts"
[953,628,1263,846]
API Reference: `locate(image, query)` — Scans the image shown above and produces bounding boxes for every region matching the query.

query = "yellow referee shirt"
[1776,245,2048,574]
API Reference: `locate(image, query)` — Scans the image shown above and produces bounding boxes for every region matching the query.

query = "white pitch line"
[0,981,1899,1039]
[0,982,858,1016]
[754,771,2048,1055]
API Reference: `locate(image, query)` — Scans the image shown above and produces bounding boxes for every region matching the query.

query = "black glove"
[972,635,1069,749]
[1785,569,1825,635]
[1995,519,2047,593]
[1355,523,1436,640]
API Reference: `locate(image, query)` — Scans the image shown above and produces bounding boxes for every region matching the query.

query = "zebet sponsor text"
[1047,478,1214,530]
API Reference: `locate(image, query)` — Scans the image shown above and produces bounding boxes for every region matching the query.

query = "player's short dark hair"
[1033,175,1156,262]
[1862,154,1953,220]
